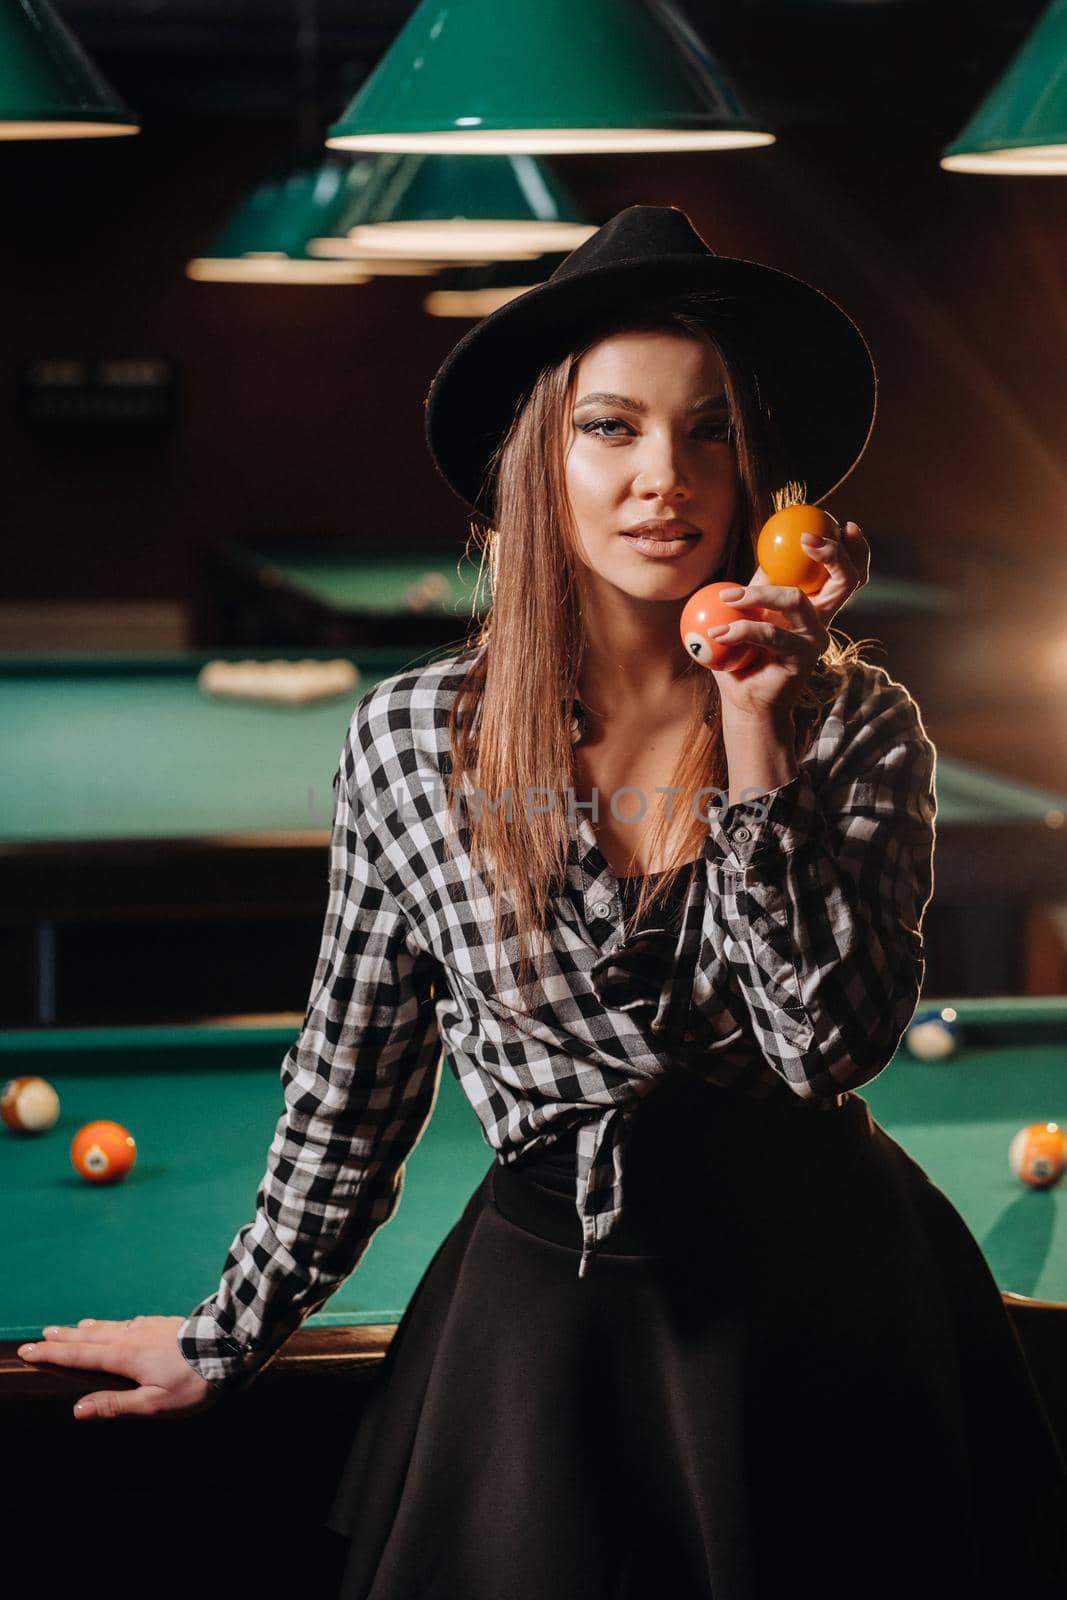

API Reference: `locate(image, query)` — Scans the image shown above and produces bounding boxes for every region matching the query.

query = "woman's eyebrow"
[573,391,729,413]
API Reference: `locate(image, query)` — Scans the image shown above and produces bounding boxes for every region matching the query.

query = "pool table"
[3,652,1067,1024]
[196,540,490,650]
[2,1001,1065,1391]
[0,647,429,1024]
[0,998,1062,1427]
[3,1004,1066,1585]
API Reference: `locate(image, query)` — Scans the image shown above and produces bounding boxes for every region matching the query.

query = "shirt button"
[591,902,613,920]
[733,825,752,843]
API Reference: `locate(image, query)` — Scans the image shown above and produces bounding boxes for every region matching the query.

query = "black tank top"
[616,864,692,930]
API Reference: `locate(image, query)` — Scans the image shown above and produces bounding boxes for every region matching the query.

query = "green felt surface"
[838,573,958,614]
[1,1002,1065,1346]
[931,753,1067,827]
[0,650,429,843]
[232,543,489,619]
[0,1025,493,1342]
[863,1002,1067,1304]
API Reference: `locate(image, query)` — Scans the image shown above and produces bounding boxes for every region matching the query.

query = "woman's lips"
[619,531,700,558]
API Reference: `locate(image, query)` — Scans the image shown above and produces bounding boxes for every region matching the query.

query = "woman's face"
[563,328,739,603]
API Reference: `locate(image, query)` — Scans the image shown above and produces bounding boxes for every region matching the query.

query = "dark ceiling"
[54,1,1049,136]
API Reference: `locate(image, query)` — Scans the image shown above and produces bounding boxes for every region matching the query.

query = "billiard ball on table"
[904,1009,961,1061]
[1009,1123,1067,1189]
[1,1076,60,1134]
[71,1120,137,1184]
[405,572,451,611]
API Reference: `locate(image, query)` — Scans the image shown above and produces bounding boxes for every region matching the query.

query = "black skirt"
[326,1076,1067,1600]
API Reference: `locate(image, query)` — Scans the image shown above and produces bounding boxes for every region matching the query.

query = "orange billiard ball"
[1,1076,60,1134]
[756,506,839,594]
[1008,1122,1067,1189]
[680,581,767,673]
[71,1120,137,1184]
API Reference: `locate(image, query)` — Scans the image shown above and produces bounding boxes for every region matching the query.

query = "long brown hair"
[445,294,872,993]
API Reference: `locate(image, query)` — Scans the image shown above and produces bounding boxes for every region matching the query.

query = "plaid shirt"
[177,645,937,1387]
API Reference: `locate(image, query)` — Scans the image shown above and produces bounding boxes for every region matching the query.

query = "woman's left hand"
[709,520,870,721]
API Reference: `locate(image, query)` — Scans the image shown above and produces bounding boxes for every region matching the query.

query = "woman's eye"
[577,417,733,442]
[579,417,630,439]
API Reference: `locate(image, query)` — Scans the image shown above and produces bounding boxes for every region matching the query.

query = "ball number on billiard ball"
[904,1010,961,1062]
[1,1075,60,1134]
[1009,1123,1066,1190]
[71,1120,137,1184]
[679,581,768,673]
[756,505,839,594]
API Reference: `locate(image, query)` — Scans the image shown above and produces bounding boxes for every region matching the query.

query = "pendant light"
[326,0,772,155]
[942,0,1067,173]
[0,0,139,139]
[326,152,595,261]
[187,3,367,284]
[185,164,373,283]
[303,241,441,275]
[423,253,566,318]
[305,154,447,273]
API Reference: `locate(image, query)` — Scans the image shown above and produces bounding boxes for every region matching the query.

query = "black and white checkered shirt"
[177,645,937,1387]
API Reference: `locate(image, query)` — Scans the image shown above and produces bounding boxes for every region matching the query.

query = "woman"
[19,207,1067,1597]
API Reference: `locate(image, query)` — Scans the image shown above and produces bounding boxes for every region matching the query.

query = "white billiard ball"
[904,1010,960,1062]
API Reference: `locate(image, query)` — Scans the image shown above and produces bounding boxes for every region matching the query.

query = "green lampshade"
[0,0,139,138]
[326,0,772,155]
[331,152,595,261]
[186,163,372,284]
[943,0,1067,173]
[305,155,445,272]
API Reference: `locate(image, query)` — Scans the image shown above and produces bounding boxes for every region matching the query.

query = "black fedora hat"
[424,204,876,518]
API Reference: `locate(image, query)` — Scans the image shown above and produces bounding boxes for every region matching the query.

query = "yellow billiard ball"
[757,506,839,594]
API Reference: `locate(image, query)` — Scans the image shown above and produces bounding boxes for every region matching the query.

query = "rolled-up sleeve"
[704,666,937,1100]
[176,731,443,1390]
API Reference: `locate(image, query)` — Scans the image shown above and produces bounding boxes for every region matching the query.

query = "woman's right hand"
[17,1315,223,1420]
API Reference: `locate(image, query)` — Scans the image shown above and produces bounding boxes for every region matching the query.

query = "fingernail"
[707,625,731,637]
[800,534,827,547]
[42,1326,58,1336]
[74,1402,89,1417]
[18,1344,34,1356]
